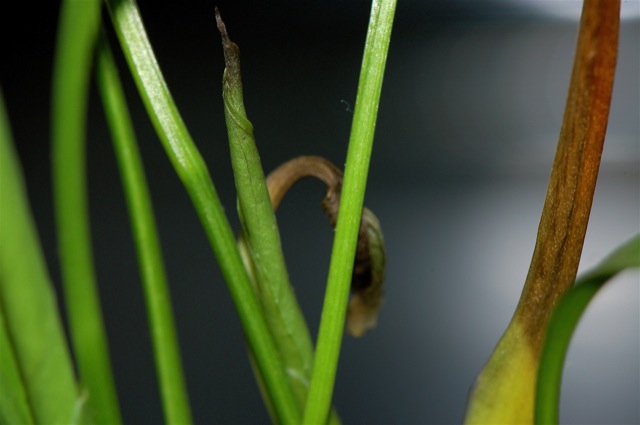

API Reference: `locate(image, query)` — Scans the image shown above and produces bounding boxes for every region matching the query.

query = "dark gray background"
[2,1,638,423]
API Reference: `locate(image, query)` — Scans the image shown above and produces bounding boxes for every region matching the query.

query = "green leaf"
[535,235,640,424]
[105,0,300,422]
[0,90,77,424]
[95,33,193,425]
[303,0,397,423]
[51,1,122,423]
[216,11,314,410]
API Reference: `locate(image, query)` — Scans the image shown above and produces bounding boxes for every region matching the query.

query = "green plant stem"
[303,0,397,423]
[95,33,193,425]
[217,12,314,409]
[535,235,640,425]
[105,0,299,422]
[51,2,122,423]
[0,91,79,425]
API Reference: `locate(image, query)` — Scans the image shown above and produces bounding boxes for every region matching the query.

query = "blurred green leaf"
[0,91,78,424]
[535,235,640,424]
[52,1,122,422]
[0,301,33,425]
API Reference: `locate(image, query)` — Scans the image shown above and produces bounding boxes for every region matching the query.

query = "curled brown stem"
[266,156,386,337]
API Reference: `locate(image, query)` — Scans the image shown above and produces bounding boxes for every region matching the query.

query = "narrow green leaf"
[0,90,77,424]
[105,1,300,422]
[216,11,314,409]
[51,1,122,423]
[535,235,640,425]
[303,0,397,423]
[95,33,193,425]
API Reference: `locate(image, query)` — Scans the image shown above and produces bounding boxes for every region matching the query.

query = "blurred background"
[1,0,638,423]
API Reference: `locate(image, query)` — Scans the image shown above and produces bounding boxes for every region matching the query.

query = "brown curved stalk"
[266,156,385,337]
[266,155,342,211]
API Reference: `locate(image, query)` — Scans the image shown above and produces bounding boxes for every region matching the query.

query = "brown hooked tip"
[265,156,386,337]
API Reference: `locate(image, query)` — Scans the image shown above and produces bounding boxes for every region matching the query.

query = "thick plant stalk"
[464,0,620,422]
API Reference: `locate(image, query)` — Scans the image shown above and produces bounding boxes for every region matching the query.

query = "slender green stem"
[535,235,640,425]
[105,0,299,422]
[51,2,122,423]
[95,33,193,425]
[303,0,397,423]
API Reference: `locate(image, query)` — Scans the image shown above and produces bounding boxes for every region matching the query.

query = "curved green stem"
[95,33,193,425]
[51,2,122,423]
